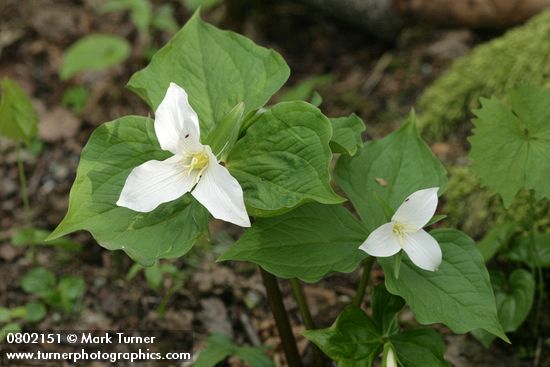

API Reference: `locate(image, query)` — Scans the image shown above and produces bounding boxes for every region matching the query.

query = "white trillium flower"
[360,187,442,271]
[116,83,251,228]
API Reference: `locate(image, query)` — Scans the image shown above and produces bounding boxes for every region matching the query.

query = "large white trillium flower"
[117,83,250,227]
[360,187,442,271]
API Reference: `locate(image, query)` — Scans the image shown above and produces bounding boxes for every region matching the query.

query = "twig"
[239,312,262,347]
[362,53,393,96]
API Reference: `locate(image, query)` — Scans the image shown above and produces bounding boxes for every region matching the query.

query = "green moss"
[444,166,550,239]
[418,9,550,141]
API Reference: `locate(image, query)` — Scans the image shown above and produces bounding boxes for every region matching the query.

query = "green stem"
[16,143,35,263]
[353,256,375,307]
[534,266,544,336]
[290,279,315,330]
[16,143,31,226]
[290,278,326,366]
[259,267,302,367]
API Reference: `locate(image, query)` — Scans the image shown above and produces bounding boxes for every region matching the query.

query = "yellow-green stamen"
[392,222,415,246]
[182,150,209,183]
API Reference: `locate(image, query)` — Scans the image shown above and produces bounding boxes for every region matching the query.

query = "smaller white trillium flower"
[116,83,250,228]
[360,187,442,271]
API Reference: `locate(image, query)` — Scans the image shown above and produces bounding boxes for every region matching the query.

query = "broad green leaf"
[390,329,450,367]
[226,102,344,216]
[371,284,405,336]
[335,112,447,232]
[0,79,38,144]
[21,268,56,298]
[100,0,152,33]
[379,229,507,341]
[505,234,550,267]
[472,269,535,347]
[194,333,273,367]
[128,13,290,135]
[12,228,81,251]
[218,203,367,282]
[304,306,383,367]
[278,74,332,103]
[48,116,210,265]
[477,222,517,262]
[330,113,365,156]
[469,86,550,207]
[60,34,131,80]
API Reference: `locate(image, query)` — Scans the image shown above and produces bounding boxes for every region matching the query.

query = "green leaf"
[233,347,274,367]
[12,228,81,251]
[227,102,343,216]
[23,302,47,322]
[47,116,210,265]
[278,74,332,103]
[471,269,535,347]
[304,306,383,367]
[477,222,517,262]
[0,308,11,322]
[21,268,56,298]
[100,0,152,34]
[58,276,86,313]
[505,233,550,268]
[144,264,163,292]
[425,214,447,227]
[371,284,405,336]
[60,34,131,80]
[310,91,323,107]
[194,333,273,367]
[390,329,450,367]
[0,79,38,144]
[330,113,365,156]
[128,13,290,136]
[335,112,447,232]
[193,333,234,367]
[469,86,550,207]
[379,229,508,342]
[152,4,179,34]
[0,323,21,342]
[126,263,144,280]
[205,102,244,160]
[61,86,89,115]
[218,203,367,282]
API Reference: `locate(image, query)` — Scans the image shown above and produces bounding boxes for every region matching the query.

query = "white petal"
[154,83,201,154]
[191,149,250,227]
[117,155,195,212]
[401,229,442,271]
[391,187,439,229]
[359,222,401,257]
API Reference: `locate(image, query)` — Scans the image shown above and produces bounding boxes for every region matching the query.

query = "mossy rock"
[417,9,550,141]
[444,166,550,240]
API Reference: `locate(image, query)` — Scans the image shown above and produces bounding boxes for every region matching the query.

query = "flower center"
[392,222,414,246]
[182,150,209,183]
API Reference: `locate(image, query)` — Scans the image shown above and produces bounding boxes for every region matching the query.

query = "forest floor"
[0,0,544,366]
